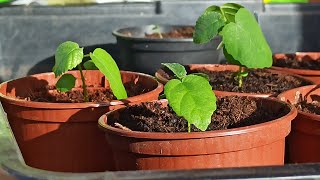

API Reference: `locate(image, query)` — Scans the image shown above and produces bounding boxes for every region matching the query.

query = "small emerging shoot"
[162,63,216,132]
[193,3,272,88]
[53,41,127,102]
[152,25,163,39]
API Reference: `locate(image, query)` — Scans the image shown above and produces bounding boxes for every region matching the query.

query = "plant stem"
[188,122,191,133]
[83,54,90,58]
[217,41,223,50]
[78,65,88,102]
[238,65,243,88]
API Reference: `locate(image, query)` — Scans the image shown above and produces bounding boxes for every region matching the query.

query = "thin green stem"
[78,65,88,102]
[217,41,223,50]
[188,122,191,133]
[237,65,243,88]
[83,54,90,58]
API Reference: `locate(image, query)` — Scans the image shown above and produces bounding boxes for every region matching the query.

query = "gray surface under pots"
[113,25,223,75]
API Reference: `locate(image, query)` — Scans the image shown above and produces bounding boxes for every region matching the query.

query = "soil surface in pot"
[159,67,311,95]
[145,27,194,39]
[108,96,290,132]
[295,94,320,115]
[19,82,151,103]
[273,54,320,70]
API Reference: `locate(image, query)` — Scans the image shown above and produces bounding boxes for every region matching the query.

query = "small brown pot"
[98,98,297,171]
[155,64,314,97]
[0,70,163,172]
[272,52,320,84]
[278,85,320,163]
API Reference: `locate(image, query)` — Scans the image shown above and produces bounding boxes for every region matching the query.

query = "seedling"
[162,63,216,132]
[52,41,127,102]
[151,25,163,39]
[193,3,272,87]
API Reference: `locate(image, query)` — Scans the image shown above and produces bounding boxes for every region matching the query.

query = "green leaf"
[90,48,127,100]
[164,75,217,131]
[83,60,98,70]
[220,3,243,23]
[205,5,222,14]
[56,74,76,92]
[223,46,241,66]
[192,72,209,81]
[193,11,225,44]
[162,63,187,79]
[53,41,84,77]
[221,8,272,68]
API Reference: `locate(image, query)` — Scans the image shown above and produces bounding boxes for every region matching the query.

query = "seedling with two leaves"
[193,3,272,87]
[52,41,127,102]
[162,63,216,133]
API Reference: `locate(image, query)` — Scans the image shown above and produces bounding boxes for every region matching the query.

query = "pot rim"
[155,64,315,97]
[0,70,163,109]
[272,52,320,75]
[278,84,320,121]
[112,24,220,42]
[98,97,297,139]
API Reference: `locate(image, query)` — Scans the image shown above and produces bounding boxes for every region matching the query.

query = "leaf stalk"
[78,64,88,102]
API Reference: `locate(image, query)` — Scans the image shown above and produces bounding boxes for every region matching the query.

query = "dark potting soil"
[158,67,311,95]
[145,27,194,39]
[22,82,150,103]
[295,93,320,115]
[273,54,320,70]
[108,96,290,132]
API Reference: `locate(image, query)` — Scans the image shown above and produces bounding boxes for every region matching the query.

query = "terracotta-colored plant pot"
[272,52,320,84]
[98,98,297,171]
[0,70,163,172]
[278,85,320,163]
[155,64,315,98]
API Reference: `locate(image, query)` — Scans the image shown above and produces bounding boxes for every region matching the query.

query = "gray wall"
[0,0,319,81]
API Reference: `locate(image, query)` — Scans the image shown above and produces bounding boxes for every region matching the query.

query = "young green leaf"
[192,73,209,81]
[83,60,98,70]
[90,48,128,100]
[193,11,225,44]
[56,74,76,92]
[221,8,272,68]
[53,41,84,77]
[162,63,187,79]
[220,3,243,23]
[164,74,216,131]
[223,46,241,66]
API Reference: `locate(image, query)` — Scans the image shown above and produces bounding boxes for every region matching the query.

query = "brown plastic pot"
[0,70,163,172]
[155,64,315,98]
[98,98,297,171]
[272,52,320,84]
[278,85,320,163]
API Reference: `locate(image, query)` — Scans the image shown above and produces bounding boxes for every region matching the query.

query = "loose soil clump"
[108,96,290,132]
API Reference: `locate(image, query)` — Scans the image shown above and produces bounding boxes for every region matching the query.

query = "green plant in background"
[162,63,216,132]
[193,3,272,87]
[152,25,163,39]
[52,41,127,102]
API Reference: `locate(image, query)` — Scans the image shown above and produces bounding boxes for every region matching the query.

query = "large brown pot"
[278,85,320,163]
[98,98,297,171]
[0,70,163,172]
[272,52,320,84]
[155,64,314,97]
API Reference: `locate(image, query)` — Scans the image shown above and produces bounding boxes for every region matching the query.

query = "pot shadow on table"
[27,43,121,76]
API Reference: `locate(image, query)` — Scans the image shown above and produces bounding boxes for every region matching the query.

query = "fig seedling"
[52,41,127,102]
[193,3,272,87]
[162,63,216,132]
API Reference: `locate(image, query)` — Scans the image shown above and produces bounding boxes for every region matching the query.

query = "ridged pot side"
[155,64,315,98]
[0,70,163,172]
[272,52,320,84]
[99,98,297,171]
[278,85,320,163]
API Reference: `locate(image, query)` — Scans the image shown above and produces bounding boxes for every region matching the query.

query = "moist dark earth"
[108,96,290,132]
[145,27,194,39]
[20,82,150,103]
[295,93,320,115]
[158,67,312,95]
[273,54,320,70]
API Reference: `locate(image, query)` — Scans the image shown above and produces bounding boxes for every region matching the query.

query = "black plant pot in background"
[113,25,222,75]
